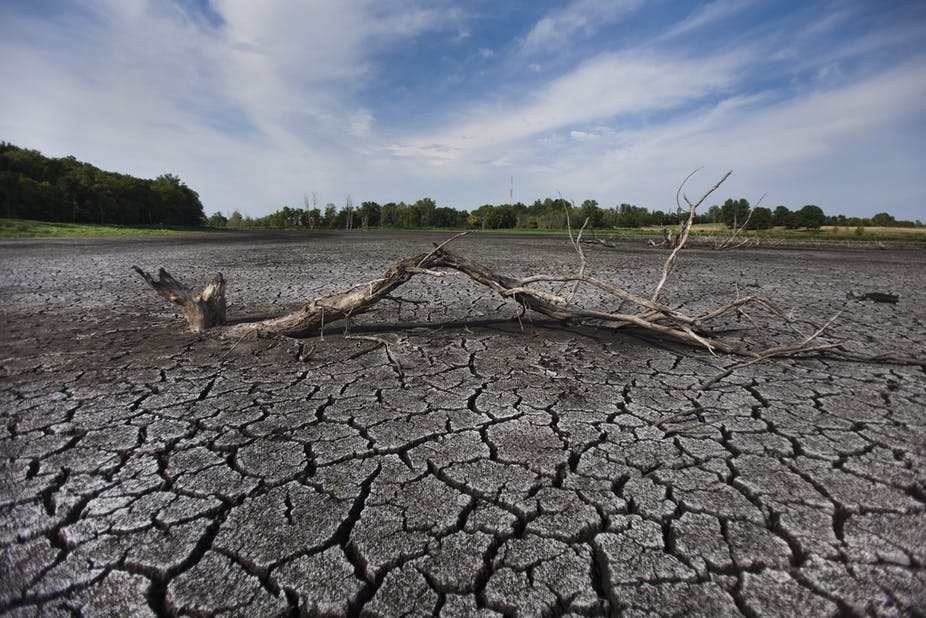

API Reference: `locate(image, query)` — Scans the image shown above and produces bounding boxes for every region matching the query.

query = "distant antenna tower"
[509,176,513,204]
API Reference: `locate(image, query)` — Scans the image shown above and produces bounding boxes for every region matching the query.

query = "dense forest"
[3,142,920,232]
[0,142,205,226]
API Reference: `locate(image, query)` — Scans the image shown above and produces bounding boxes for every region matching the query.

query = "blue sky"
[1,0,924,220]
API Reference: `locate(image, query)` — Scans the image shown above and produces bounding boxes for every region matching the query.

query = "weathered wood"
[223,254,425,337]
[132,266,226,331]
[134,170,923,387]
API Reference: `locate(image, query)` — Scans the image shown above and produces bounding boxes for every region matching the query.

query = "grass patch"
[683,225,926,242]
[0,218,198,238]
[20,218,917,242]
[429,225,926,241]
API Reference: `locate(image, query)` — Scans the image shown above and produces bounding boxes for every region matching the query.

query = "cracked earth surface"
[0,231,924,616]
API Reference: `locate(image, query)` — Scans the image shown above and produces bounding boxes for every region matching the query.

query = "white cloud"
[374,53,926,217]
[348,111,375,138]
[569,130,595,141]
[499,58,926,213]
[521,0,643,54]
[390,49,746,161]
[662,60,922,168]
[0,0,459,212]
[661,0,757,40]
[0,1,922,219]
[784,18,926,76]
[211,0,457,145]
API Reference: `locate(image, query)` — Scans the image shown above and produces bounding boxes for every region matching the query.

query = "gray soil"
[1,231,924,616]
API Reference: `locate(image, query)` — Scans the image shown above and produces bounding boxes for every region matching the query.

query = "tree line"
[3,142,919,232]
[210,198,732,230]
[208,196,471,230]
[210,195,922,232]
[211,197,693,231]
[0,142,205,226]
[708,199,921,230]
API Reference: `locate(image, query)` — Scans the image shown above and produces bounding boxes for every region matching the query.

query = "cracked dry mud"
[1,231,924,616]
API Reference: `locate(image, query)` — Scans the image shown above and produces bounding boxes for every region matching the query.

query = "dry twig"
[652,170,732,302]
[713,192,766,251]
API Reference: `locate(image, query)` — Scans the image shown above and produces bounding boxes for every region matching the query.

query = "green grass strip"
[0,218,197,238]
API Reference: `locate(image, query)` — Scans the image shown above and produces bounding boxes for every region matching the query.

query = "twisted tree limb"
[134,171,924,386]
[132,242,921,372]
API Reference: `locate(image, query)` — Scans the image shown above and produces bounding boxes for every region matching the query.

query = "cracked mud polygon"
[1,231,924,616]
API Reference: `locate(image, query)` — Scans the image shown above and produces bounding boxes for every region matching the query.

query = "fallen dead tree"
[135,171,922,387]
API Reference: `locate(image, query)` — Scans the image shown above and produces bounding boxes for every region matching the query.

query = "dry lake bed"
[1,231,924,616]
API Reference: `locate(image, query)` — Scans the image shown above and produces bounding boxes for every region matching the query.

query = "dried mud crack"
[1,232,924,616]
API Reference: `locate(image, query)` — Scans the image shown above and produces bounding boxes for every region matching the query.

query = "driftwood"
[132,266,226,331]
[135,172,923,387]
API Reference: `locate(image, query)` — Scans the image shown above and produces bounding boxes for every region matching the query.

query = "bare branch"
[713,191,768,251]
[652,170,733,302]
[416,230,473,268]
[568,216,590,305]
[136,172,918,389]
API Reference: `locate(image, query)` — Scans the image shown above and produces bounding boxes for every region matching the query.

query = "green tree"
[720,198,750,229]
[432,206,465,227]
[0,142,208,226]
[413,197,437,227]
[871,212,896,227]
[305,208,321,228]
[397,201,416,228]
[324,203,337,228]
[613,203,649,228]
[207,211,227,227]
[797,204,825,229]
[771,205,790,227]
[359,201,381,228]
[493,205,518,228]
[227,210,244,228]
[748,206,773,230]
[472,203,517,229]
[380,202,399,227]
[580,199,602,227]
[152,173,205,226]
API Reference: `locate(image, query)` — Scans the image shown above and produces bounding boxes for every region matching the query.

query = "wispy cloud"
[0,1,923,218]
[521,0,643,54]
[391,49,746,162]
[0,0,459,207]
[494,57,926,211]
[661,0,758,40]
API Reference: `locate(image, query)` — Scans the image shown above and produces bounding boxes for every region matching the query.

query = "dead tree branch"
[132,266,226,331]
[134,171,923,387]
[713,192,766,250]
[651,169,732,303]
